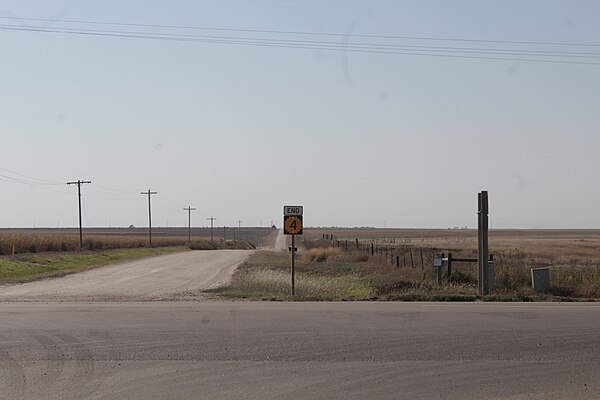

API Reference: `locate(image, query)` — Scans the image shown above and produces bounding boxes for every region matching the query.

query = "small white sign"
[433,258,443,267]
[283,205,303,216]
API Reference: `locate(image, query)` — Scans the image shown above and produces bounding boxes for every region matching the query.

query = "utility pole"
[223,226,227,241]
[66,179,91,248]
[183,206,196,244]
[237,220,243,242]
[141,189,157,245]
[207,217,217,242]
[478,191,490,295]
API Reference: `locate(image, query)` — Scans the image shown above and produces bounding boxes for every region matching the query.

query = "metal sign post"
[284,205,303,296]
[291,234,296,295]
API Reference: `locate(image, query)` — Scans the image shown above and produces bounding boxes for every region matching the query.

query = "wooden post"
[410,249,414,268]
[447,252,453,282]
[438,253,444,285]
[478,191,490,294]
[371,242,374,256]
[420,249,424,270]
[396,255,400,268]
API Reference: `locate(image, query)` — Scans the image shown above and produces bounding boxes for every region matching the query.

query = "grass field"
[214,228,600,301]
[0,246,186,283]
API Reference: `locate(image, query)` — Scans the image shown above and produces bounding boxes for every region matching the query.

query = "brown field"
[303,228,600,298]
[304,228,600,262]
[0,227,277,255]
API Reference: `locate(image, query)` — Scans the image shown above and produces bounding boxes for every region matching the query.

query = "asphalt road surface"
[0,250,252,302]
[1,302,599,400]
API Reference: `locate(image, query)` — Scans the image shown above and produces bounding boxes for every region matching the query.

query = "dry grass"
[0,233,186,255]
[302,247,370,264]
[215,266,373,300]
[306,228,600,299]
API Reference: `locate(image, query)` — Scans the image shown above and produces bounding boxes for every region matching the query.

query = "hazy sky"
[1,1,599,229]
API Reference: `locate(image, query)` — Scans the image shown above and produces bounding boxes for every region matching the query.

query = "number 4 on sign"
[284,215,303,235]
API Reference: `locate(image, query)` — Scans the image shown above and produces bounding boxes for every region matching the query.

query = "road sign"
[283,206,303,216]
[284,215,303,235]
[283,205,303,296]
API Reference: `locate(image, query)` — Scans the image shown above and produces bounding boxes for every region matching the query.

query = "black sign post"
[284,206,303,296]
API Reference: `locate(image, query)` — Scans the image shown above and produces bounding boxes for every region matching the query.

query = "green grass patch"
[0,246,186,283]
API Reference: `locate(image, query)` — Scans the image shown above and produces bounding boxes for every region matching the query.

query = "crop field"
[0,227,277,255]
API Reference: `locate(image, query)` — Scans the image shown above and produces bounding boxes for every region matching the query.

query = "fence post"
[371,242,374,256]
[438,253,444,285]
[396,255,400,268]
[447,252,453,282]
[410,249,414,268]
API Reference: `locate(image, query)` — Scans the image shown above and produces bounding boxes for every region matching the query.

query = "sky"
[1,0,599,229]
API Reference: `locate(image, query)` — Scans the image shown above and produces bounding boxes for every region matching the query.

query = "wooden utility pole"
[478,191,490,294]
[183,206,196,244]
[207,217,217,242]
[66,179,91,248]
[141,189,157,245]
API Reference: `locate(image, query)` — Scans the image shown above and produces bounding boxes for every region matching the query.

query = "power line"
[1,23,599,66]
[3,23,598,59]
[0,166,63,185]
[2,23,598,58]
[2,15,599,48]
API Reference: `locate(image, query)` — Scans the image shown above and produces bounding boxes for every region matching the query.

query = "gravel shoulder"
[0,250,253,302]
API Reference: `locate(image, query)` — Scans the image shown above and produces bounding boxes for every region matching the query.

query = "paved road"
[0,250,252,302]
[1,302,599,399]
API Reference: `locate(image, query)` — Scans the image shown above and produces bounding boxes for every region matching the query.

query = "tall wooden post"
[478,191,490,294]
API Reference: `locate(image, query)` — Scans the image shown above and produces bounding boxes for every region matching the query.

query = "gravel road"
[274,229,287,251]
[0,250,252,302]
